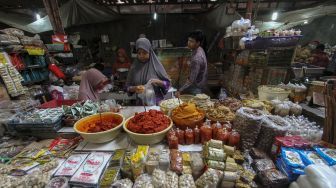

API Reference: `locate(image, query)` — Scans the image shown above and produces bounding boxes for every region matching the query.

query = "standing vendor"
[126,37,170,105]
[78,66,109,101]
[177,30,208,96]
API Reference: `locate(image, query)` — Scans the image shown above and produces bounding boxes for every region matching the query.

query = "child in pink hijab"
[78,68,108,101]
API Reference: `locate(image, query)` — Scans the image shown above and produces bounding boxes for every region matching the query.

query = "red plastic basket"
[39,99,79,109]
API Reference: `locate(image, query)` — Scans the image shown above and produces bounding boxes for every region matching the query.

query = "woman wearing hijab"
[112,48,132,75]
[78,67,109,101]
[126,38,170,105]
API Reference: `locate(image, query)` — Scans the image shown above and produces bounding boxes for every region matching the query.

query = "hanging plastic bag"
[10,54,25,71]
[139,81,156,106]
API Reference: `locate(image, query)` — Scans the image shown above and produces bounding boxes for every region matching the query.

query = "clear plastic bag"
[139,81,156,106]
[1,28,24,37]
[133,174,154,188]
[152,169,166,188]
[0,34,20,45]
[111,178,133,188]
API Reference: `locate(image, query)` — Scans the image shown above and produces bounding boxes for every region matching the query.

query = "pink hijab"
[78,68,107,101]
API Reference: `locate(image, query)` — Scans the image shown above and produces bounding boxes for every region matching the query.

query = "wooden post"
[42,0,65,34]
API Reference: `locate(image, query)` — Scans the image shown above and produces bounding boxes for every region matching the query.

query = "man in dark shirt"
[177,30,208,96]
[311,44,330,68]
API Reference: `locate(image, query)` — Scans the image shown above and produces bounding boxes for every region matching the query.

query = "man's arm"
[179,59,201,93]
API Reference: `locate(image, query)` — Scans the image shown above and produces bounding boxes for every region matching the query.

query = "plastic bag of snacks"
[195,168,221,188]
[281,148,305,169]
[179,174,196,188]
[299,150,327,166]
[250,147,269,159]
[152,169,167,187]
[258,169,289,187]
[170,149,183,174]
[314,147,336,166]
[255,115,290,153]
[166,171,178,188]
[1,28,24,37]
[0,34,20,45]
[251,159,276,174]
[111,178,133,188]
[233,107,265,150]
[133,174,154,188]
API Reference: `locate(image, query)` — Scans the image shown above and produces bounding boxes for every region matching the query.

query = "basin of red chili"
[127,110,170,134]
[78,114,123,133]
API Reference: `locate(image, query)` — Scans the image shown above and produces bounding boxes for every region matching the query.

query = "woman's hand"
[130,85,145,94]
[149,79,164,87]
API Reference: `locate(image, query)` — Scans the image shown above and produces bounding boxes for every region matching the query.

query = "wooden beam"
[42,0,64,34]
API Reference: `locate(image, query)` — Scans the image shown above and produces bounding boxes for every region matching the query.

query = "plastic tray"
[7,118,62,133]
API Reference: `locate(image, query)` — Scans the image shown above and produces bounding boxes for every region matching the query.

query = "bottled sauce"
[212,121,222,139]
[176,128,185,145]
[223,121,232,132]
[167,129,176,139]
[194,126,200,144]
[216,128,230,144]
[185,127,194,145]
[228,130,240,147]
[168,135,179,149]
[200,119,212,144]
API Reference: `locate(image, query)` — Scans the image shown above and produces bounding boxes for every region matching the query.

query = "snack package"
[100,167,120,187]
[133,174,154,188]
[152,169,167,187]
[111,178,133,188]
[110,149,126,167]
[69,152,112,186]
[208,139,223,149]
[159,149,170,171]
[170,149,183,174]
[204,146,226,162]
[166,171,179,188]
[121,151,132,180]
[276,158,302,182]
[54,153,88,177]
[281,148,305,169]
[314,147,336,166]
[223,171,239,182]
[223,145,235,156]
[207,160,225,170]
[182,152,191,166]
[225,162,238,172]
[195,168,220,188]
[146,148,160,175]
[258,169,289,187]
[179,174,196,188]
[299,150,327,166]
[250,147,269,159]
[191,152,204,179]
[251,159,276,173]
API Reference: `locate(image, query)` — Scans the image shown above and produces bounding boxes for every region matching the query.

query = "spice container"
[185,128,194,145]
[223,121,232,132]
[201,120,212,144]
[168,135,179,149]
[217,128,230,144]
[212,121,222,139]
[194,126,200,144]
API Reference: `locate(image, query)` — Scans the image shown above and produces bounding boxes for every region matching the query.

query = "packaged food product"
[233,150,244,164]
[168,134,179,149]
[240,169,256,184]
[194,126,201,144]
[223,145,235,156]
[195,168,220,188]
[145,160,159,175]
[133,174,154,188]
[255,115,290,153]
[299,150,327,166]
[208,160,225,170]
[159,149,170,171]
[212,122,222,139]
[131,148,147,179]
[177,128,186,145]
[1,28,24,37]
[46,177,69,188]
[170,149,183,174]
[225,162,238,172]
[228,130,240,147]
[190,152,204,178]
[70,152,112,186]
[281,148,305,168]
[258,169,289,187]
[232,107,264,150]
[147,148,160,162]
[185,128,194,145]
[200,121,213,144]
[110,149,125,167]
[182,152,191,166]
[205,146,226,161]
[121,151,132,179]
[179,174,196,188]
[221,180,235,188]
[54,153,88,177]
[111,178,133,188]
[314,147,336,166]
[223,171,239,182]
[100,167,120,187]
[216,128,230,144]
[251,159,276,173]
[152,169,167,188]
[226,157,235,163]
[183,165,193,174]
[250,147,268,159]
[166,171,178,188]
[208,139,223,149]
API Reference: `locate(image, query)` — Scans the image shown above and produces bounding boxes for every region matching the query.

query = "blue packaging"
[299,150,328,166]
[281,148,305,169]
[314,146,336,166]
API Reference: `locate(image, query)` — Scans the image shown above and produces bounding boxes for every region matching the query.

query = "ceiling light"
[36,13,41,20]
[304,20,308,24]
[271,12,278,21]
[153,12,157,20]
